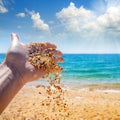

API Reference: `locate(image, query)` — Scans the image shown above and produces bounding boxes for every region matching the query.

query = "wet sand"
[0,85,120,120]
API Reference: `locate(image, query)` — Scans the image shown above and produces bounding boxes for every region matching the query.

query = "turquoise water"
[0,53,6,64]
[61,54,120,85]
[1,54,120,85]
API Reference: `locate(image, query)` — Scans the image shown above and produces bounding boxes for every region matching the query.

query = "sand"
[0,85,120,120]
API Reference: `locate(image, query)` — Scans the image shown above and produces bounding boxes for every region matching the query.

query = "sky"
[0,0,120,53]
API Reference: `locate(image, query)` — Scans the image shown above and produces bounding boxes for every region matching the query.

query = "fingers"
[43,47,64,63]
[26,42,56,53]
[43,49,62,57]
[26,42,64,65]
[58,57,64,62]
[53,50,63,57]
[51,50,64,62]
[55,57,64,63]
[45,42,56,49]
[38,42,56,51]
[27,42,63,58]
[53,50,64,63]
[11,33,20,47]
[11,33,19,42]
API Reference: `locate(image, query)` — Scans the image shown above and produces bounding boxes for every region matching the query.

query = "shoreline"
[27,80,120,91]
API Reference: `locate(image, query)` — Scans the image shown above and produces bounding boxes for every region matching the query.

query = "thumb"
[11,33,20,47]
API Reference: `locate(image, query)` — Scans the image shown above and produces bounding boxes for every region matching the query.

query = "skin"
[0,33,63,114]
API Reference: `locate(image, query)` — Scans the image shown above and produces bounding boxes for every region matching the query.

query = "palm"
[5,33,63,84]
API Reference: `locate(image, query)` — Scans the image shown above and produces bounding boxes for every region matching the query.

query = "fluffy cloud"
[56,2,120,39]
[56,2,93,19]
[16,13,25,17]
[0,0,8,13]
[56,2,96,32]
[97,6,120,31]
[27,10,50,31]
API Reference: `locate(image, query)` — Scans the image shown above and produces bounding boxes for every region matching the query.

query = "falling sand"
[27,42,68,119]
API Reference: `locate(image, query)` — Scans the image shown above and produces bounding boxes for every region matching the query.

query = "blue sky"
[0,0,120,53]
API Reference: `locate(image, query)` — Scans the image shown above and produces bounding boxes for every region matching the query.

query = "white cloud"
[16,12,25,17]
[97,6,120,31]
[27,10,50,31]
[0,0,8,13]
[56,2,120,39]
[57,2,94,19]
[56,2,97,33]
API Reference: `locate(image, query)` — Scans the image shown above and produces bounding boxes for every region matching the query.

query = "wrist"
[3,62,25,86]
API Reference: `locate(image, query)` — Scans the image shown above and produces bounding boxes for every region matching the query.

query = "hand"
[5,33,63,84]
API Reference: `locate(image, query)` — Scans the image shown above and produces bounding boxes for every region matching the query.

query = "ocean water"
[1,53,120,85]
[61,54,120,85]
[0,53,6,64]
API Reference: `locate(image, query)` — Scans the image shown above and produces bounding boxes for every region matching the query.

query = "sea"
[1,53,120,88]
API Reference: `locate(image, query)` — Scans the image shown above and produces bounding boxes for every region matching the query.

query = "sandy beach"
[0,85,120,120]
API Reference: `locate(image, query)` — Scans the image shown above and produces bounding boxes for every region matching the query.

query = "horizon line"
[1,52,120,54]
